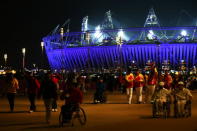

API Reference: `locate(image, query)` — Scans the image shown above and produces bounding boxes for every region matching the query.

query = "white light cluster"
[181,30,187,36]
[94,25,101,38]
[147,30,154,40]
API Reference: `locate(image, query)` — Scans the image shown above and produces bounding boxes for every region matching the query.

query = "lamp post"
[41,42,44,53]
[22,48,26,69]
[41,42,44,69]
[4,54,7,67]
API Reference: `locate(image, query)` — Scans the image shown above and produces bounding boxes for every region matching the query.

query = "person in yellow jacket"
[4,73,19,112]
[134,69,144,104]
[125,69,134,104]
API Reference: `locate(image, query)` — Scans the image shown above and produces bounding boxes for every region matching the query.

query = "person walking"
[40,73,57,124]
[50,74,59,112]
[134,69,144,104]
[164,70,173,90]
[4,73,19,112]
[145,69,158,103]
[25,71,40,113]
[125,69,134,104]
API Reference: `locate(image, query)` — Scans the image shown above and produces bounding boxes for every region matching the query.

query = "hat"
[178,81,184,85]
[159,82,165,86]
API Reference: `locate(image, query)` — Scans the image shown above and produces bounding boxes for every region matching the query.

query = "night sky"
[1,0,197,69]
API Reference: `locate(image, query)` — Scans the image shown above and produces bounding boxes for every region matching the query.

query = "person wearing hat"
[174,81,192,117]
[151,81,171,115]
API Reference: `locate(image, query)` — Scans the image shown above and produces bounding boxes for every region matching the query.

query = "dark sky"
[1,0,197,69]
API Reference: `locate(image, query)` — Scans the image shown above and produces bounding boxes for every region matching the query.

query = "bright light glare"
[4,54,7,59]
[147,30,154,40]
[22,48,26,54]
[94,25,101,38]
[181,30,187,36]
[118,29,124,37]
[41,42,44,47]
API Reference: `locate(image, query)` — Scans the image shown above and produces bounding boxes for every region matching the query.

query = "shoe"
[29,110,33,113]
[52,109,55,112]
[54,109,58,112]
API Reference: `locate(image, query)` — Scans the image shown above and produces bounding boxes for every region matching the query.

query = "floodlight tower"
[139,8,166,40]
[192,20,197,41]
[81,16,89,44]
[101,10,114,40]
[102,10,114,30]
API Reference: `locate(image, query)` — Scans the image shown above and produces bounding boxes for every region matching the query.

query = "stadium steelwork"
[42,8,197,71]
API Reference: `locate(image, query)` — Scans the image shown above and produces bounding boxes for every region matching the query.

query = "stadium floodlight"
[181,30,187,36]
[60,28,64,36]
[118,29,124,37]
[147,30,154,40]
[22,48,26,69]
[4,54,7,67]
[94,25,101,38]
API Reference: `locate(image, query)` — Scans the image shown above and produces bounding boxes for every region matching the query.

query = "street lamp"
[22,48,26,69]
[41,42,45,69]
[4,54,7,67]
[41,41,44,53]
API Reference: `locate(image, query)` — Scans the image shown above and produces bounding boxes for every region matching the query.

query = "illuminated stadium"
[42,8,197,71]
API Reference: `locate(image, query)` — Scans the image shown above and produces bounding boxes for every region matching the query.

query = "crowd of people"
[0,64,196,122]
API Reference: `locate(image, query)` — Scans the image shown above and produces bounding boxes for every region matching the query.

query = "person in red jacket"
[145,69,158,103]
[164,71,173,90]
[60,82,83,122]
[25,71,40,113]
[50,74,59,112]
[134,69,144,104]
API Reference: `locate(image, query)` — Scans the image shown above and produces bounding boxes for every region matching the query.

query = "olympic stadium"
[42,8,197,71]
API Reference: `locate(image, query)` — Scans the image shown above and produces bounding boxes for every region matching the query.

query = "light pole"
[41,42,44,53]
[22,48,26,69]
[4,54,7,67]
[41,42,44,69]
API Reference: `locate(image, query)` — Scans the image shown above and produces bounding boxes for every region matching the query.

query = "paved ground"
[0,91,197,131]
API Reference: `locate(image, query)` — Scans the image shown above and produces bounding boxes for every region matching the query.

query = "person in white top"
[174,81,192,117]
